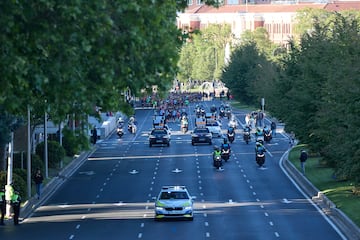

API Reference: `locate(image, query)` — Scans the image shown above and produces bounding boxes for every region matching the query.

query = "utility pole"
[27,105,31,198]
[6,131,14,216]
[44,111,48,179]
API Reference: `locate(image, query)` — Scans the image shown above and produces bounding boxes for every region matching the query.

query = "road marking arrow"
[282,198,292,204]
[172,168,183,173]
[129,170,139,174]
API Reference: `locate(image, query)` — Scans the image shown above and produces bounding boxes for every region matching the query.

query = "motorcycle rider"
[213,146,222,158]
[221,138,231,161]
[255,141,266,167]
[213,146,222,169]
[255,127,263,137]
[180,115,188,132]
[244,124,251,133]
[221,138,231,152]
[255,141,266,154]
[243,125,251,143]
[263,125,272,142]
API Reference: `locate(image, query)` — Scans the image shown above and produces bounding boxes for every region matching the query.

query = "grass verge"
[289,145,360,227]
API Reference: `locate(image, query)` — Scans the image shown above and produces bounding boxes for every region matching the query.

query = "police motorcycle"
[195,105,205,118]
[221,139,231,162]
[243,125,251,144]
[255,141,266,167]
[128,116,137,134]
[219,107,225,118]
[116,117,125,138]
[210,104,217,114]
[180,116,189,133]
[263,126,272,143]
[213,146,223,169]
[117,125,124,138]
[228,115,238,129]
[227,127,235,143]
[225,105,231,119]
[255,127,264,142]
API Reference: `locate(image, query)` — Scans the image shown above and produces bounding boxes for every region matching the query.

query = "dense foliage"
[177,24,232,84]
[36,141,65,168]
[222,10,360,184]
[0,0,219,170]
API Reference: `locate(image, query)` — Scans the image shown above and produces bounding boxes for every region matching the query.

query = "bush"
[62,127,90,156]
[36,141,65,168]
[31,154,44,173]
[0,171,27,199]
[13,168,27,183]
[13,152,44,173]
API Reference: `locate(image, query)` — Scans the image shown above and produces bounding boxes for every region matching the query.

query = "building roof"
[324,1,360,10]
[185,2,360,14]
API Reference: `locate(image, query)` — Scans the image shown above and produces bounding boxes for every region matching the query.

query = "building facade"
[178,1,360,44]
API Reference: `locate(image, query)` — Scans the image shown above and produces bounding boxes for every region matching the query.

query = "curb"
[20,148,96,220]
[281,151,360,240]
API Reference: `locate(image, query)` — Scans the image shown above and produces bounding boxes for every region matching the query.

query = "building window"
[197,0,202,4]
[188,0,193,5]
[227,0,239,4]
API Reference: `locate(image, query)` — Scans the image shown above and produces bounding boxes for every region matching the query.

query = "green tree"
[178,23,232,83]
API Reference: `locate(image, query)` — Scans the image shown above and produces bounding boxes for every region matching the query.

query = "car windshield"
[160,191,189,200]
[194,128,209,133]
[206,122,219,127]
[152,130,167,135]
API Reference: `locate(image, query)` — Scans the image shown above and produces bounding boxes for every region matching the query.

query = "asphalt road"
[0,100,346,240]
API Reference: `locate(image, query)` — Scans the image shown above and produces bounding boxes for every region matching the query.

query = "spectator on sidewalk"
[299,150,308,175]
[92,127,97,144]
[33,168,44,199]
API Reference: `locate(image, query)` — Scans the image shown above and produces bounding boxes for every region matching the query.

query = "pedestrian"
[11,191,21,225]
[0,188,5,225]
[299,150,308,175]
[33,168,44,199]
[92,127,97,144]
[271,121,276,136]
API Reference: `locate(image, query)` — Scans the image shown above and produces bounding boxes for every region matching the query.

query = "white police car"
[154,186,194,221]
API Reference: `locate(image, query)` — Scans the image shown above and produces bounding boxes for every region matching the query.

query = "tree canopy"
[0,0,221,165]
[221,9,360,184]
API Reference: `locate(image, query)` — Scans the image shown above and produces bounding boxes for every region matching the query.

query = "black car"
[149,128,170,147]
[191,127,212,145]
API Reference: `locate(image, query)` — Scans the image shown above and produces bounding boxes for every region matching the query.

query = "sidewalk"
[19,149,96,220]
